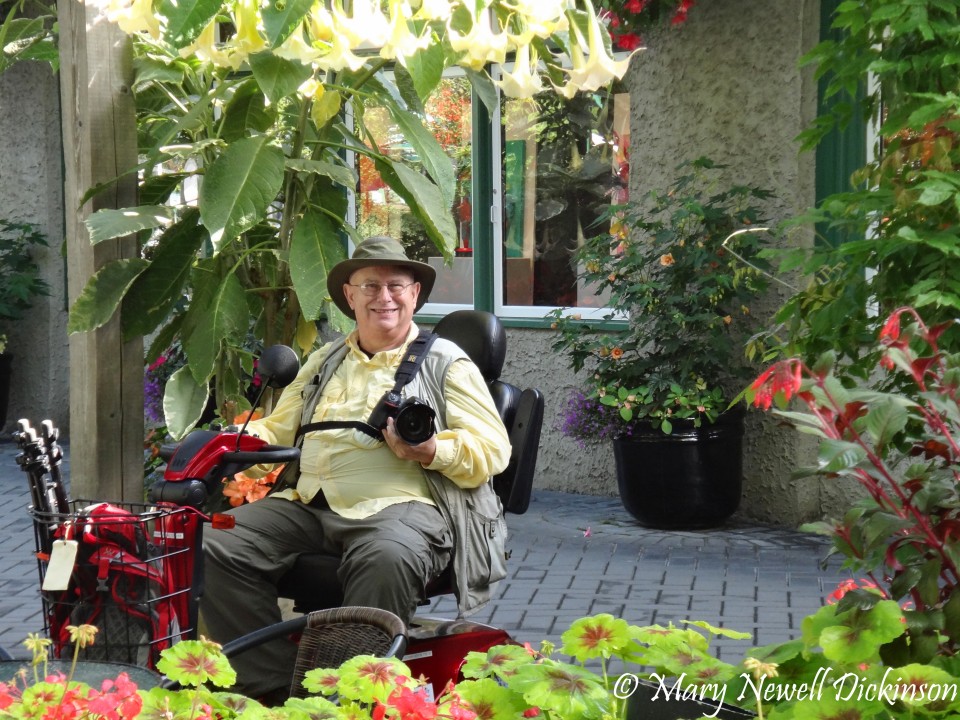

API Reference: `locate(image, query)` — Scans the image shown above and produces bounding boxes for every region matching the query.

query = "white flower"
[381,0,431,65]
[331,0,390,50]
[91,0,160,36]
[496,44,543,99]
[411,0,453,22]
[447,9,508,71]
[562,0,639,93]
[501,0,570,38]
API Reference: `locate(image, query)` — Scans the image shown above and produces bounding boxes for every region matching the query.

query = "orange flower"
[723,315,732,325]
[223,465,283,507]
[232,410,263,424]
[610,347,624,360]
[659,253,675,267]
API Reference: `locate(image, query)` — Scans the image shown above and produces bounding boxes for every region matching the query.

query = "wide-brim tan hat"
[327,236,436,320]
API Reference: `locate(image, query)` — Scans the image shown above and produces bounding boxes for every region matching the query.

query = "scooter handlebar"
[220,446,300,465]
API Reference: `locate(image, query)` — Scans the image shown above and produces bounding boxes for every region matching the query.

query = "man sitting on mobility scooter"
[201,237,511,700]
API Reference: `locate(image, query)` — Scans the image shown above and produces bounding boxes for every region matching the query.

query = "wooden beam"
[57,0,142,500]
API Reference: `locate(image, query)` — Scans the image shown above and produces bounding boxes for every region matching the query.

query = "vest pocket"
[464,508,508,588]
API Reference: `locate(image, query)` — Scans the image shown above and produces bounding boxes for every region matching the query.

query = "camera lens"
[395,399,436,445]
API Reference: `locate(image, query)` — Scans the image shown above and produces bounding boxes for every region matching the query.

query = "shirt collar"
[345,323,420,366]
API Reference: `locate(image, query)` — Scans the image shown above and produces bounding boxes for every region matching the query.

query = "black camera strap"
[295,330,438,444]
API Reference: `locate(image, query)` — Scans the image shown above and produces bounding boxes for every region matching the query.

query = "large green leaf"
[290,212,348,320]
[182,268,249,385]
[379,161,457,260]
[85,206,176,244]
[220,80,276,142]
[261,0,314,48]
[121,209,206,339]
[384,100,456,209]
[157,0,222,49]
[67,259,150,334]
[199,136,285,251]
[163,365,210,440]
[286,158,358,189]
[248,51,313,105]
[402,42,446,104]
[817,438,868,473]
[863,397,908,449]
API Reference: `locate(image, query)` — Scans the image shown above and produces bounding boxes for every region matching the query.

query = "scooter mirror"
[258,345,300,389]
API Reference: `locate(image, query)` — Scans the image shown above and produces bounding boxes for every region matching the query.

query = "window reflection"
[501,86,629,309]
[355,76,474,306]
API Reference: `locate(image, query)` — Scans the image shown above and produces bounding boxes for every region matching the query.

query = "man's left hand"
[384,417,437,466]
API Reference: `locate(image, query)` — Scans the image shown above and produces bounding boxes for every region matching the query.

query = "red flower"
[386,686,437,720]
[879,312,902,343]
[749,360,803,410]
[827,578,879,604]
[625,0,648,11]
[614,32,643,50]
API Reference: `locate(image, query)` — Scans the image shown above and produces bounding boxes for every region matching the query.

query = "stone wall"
[0,61,69,434]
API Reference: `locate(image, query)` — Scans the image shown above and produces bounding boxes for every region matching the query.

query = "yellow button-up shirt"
[247,324,511,519]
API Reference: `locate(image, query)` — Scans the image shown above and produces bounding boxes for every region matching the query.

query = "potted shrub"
[0,219,49,430]
[550,157,773,529]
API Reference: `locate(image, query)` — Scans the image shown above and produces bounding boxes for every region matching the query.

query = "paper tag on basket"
[42,539,79,591]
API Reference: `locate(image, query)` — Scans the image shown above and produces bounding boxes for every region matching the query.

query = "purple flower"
[557,389,631,447]
[144,377,164,425]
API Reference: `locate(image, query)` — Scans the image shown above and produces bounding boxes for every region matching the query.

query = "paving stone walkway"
[0,439,850,663]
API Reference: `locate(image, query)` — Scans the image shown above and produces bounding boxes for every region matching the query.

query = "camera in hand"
[368,391,437,445]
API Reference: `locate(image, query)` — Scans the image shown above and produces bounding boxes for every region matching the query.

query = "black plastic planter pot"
[613,409,745,529]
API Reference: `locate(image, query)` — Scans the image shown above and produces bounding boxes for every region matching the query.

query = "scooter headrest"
[433,310,506,382]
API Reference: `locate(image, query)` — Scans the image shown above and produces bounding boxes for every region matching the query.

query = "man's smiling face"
[343,265,420,352]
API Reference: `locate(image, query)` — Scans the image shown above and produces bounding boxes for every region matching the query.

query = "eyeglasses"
[348,281,416,298]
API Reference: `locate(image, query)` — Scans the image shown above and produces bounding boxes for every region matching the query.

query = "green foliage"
[70,34,461,435]
[0,0,58,75]
[752,308,960,663]
[11,611,960,719]
[767,0,960,378]
[550,157,774,435]
[0,218,50,353]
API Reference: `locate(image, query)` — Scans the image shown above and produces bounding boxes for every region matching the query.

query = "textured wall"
[514,0,833,525]
[0,61,69,434]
